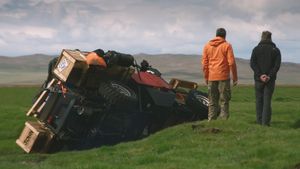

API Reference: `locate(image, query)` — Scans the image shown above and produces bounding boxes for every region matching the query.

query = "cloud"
[1,26,57,39]
[0,0,299,63]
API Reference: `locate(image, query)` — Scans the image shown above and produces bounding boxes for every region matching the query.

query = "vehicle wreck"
[16,49,208,153]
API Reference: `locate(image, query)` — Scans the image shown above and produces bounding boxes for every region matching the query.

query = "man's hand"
[260,74,267,82]
[260,74,270,83]
[265,75,270,82]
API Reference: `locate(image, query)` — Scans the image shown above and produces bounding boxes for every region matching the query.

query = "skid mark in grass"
[21,155,47,165]
[191,124,222,134]
[294,162,300,169]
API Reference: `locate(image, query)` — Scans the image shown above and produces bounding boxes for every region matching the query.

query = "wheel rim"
[111,82,132,97]
[195,94,209,106]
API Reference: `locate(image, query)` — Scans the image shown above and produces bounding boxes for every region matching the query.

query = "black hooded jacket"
[250,40,281,81]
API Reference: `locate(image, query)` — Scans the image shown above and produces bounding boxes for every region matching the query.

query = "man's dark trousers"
[255,80,275,126]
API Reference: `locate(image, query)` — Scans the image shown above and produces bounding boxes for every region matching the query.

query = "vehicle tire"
[185,89,209,120]
[98,81,138,109]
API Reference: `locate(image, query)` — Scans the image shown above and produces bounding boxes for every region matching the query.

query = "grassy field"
[0,85,299,169]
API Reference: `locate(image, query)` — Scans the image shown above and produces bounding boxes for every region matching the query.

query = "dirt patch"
[191,124,222,134]
[21,155,47,165]
[294,162,300,169]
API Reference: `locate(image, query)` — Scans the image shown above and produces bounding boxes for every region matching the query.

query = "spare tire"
[185,89,209,120]
[98,81,137,109]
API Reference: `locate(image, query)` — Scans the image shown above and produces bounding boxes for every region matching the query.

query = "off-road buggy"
[16,49,208,153]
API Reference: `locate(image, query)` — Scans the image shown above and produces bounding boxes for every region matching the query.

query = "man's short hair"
[261,31,272,41]
[216,28,226,38]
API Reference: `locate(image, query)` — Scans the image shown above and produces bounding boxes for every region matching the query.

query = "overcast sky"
[0,0,299,62]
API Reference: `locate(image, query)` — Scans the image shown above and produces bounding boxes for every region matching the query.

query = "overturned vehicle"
[16,49,208,153]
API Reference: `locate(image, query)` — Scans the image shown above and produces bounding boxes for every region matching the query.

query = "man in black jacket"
[250,31,281,126]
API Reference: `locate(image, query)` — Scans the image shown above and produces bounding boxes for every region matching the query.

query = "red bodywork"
[131,72,171,90]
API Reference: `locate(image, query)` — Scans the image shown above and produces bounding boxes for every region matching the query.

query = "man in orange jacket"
[202,28,238,121]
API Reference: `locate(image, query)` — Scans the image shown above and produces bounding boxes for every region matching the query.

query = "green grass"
[0,86,300,169]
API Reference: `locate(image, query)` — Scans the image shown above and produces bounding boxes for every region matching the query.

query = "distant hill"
[0,53,299,85]
[134,54,300,85]
[0,54,56,85]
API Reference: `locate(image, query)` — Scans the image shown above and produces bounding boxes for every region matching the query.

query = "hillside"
[0,86,300,169]
[1,53,300,85]
[0,54,55,85]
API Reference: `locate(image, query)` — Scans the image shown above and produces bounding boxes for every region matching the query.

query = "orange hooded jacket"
[202,36,238,82]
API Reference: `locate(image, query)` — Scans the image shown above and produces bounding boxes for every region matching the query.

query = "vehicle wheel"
[98,81,138,109]
[185,89,209,120]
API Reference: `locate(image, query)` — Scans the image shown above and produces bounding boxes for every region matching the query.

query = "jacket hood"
[209,37,226,47]
[259,40,276,47]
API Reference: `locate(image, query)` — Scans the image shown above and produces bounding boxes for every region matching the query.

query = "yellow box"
[53,49,89,87]
[16,121,54,153]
